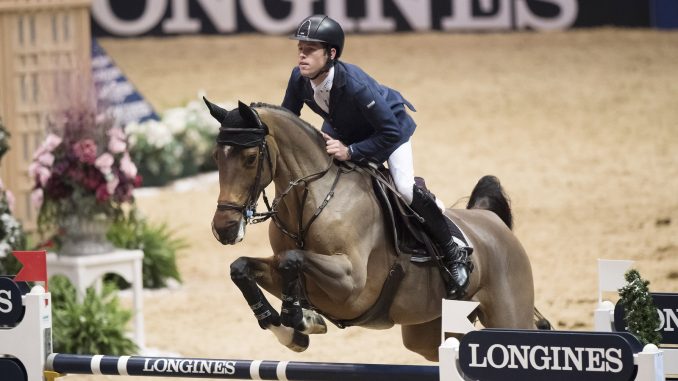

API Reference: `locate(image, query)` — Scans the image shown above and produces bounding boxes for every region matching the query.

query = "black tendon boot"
[410,185,473,298]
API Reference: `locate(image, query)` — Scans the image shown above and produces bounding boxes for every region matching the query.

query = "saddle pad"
[371,171,471,260]
[446,215,472,249]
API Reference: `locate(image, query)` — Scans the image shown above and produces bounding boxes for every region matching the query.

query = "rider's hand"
[322,132,351,161]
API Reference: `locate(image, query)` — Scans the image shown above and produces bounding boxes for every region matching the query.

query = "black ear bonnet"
[203,97,268,147]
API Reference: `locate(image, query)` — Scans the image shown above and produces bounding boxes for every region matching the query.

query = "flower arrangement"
[124,119,183,187]
[163,98,218,175]
[124,94,223,186]
[30,104,141,233]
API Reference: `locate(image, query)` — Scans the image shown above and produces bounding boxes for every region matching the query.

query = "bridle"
[215,137,273,221]
[215,106,350,248]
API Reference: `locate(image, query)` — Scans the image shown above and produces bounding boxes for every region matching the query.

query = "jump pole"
[45,353,438,381]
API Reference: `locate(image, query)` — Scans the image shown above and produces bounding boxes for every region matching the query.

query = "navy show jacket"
[281,61,416,164]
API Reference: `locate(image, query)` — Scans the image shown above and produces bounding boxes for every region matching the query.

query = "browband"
[217,127,267,147]
[216,105,269,147]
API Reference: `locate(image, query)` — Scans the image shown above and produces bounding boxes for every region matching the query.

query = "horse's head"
[204,97,272,245]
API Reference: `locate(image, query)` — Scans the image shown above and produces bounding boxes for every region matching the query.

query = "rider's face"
[297,41,331,78]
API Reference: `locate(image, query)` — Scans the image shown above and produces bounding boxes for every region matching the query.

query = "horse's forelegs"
[279,250,327,335]
[230,257,309,352]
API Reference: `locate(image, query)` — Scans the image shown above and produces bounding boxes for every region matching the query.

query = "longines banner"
[91,0,650,37]
[458,329,641,381]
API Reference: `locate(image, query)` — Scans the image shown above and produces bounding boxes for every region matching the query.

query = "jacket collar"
[332,61,347,88]
[302,61,347,116]
[304,62,346,90]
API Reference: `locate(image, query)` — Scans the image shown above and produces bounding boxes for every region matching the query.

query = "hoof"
[287,330,309,352]
[300,310,328,335]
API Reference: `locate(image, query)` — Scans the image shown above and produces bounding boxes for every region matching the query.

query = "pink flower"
[107,127,128,153]
[108,138,127,154]
[31,188,44,210]
[38,152,55,167]
[33,133,63,159]
[108,127,126,141]
[32,145,46,160]
[28,162,38,178]
[106,176,120,195]
[43,133,63,152]
[95,153,114,175]
[37,166,52,187]
[73,139,98,164]
[5,189,15,214]
[120,153,137,179]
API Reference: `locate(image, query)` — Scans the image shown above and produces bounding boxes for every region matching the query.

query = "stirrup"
[410,252,434,263]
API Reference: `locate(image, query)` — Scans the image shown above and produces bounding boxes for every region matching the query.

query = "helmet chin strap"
[305,48,335,81]
[308,61,332,81]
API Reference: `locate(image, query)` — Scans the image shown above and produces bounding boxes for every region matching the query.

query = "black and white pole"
[46,353,439,381]
[0,279,52,381]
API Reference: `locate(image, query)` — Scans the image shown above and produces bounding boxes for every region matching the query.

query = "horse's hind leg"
[475,285,535,330]
[278,250,327,335]
[230,256,309,352]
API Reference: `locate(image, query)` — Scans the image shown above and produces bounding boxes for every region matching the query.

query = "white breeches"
[387,140,445,210]
[387,141,415,204]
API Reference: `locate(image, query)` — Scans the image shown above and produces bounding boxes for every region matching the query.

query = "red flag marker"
[13,251,48,291]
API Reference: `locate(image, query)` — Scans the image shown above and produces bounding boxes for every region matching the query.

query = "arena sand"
[64,28,678,380]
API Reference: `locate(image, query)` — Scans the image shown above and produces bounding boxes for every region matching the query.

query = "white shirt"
[310,66,334,114]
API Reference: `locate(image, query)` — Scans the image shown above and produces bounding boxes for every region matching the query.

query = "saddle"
[364,164,469,263]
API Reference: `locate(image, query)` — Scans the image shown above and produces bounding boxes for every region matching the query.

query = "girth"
[300,262,405,329]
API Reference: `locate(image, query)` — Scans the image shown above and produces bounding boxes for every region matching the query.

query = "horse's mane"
[250,102,326,148]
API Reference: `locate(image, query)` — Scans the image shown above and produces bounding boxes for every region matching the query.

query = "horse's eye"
[245,154,257,166]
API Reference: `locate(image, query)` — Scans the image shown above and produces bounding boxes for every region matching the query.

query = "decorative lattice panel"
[0,0,91,230]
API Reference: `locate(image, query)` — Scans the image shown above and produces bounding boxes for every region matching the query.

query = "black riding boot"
[410,185,472,298]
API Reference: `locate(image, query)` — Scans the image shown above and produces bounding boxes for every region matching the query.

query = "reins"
[216,111,354,249]
[264,159,350,249]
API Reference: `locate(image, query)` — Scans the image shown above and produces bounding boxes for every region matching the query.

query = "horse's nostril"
[211,223,220,241]
[212,219,240,244]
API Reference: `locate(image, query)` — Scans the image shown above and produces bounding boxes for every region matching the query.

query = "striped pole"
[46,353,438,381]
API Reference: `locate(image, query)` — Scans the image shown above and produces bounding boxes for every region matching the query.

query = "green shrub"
[618,269,662,346]
[107,210,184,289]
[0,117,10,160]
[51,275,138,355]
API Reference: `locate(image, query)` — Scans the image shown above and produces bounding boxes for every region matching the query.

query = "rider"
[281,15,472,298]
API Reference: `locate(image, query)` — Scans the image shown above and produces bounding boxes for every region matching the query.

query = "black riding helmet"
[290,15,345,60]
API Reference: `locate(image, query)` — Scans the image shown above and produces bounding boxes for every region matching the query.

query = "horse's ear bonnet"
[203,97,268,147]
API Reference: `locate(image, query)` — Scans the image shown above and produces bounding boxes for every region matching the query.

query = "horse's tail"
[466,175,513,230]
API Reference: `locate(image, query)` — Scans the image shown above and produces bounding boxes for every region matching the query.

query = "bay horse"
[205,98,538,361]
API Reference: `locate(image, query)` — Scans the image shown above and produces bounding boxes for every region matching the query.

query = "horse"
[205,98,539,361]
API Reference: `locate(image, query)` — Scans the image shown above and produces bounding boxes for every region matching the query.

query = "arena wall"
[90,0,656,37]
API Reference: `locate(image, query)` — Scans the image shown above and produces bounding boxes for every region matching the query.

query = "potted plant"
[29,100,141,256]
